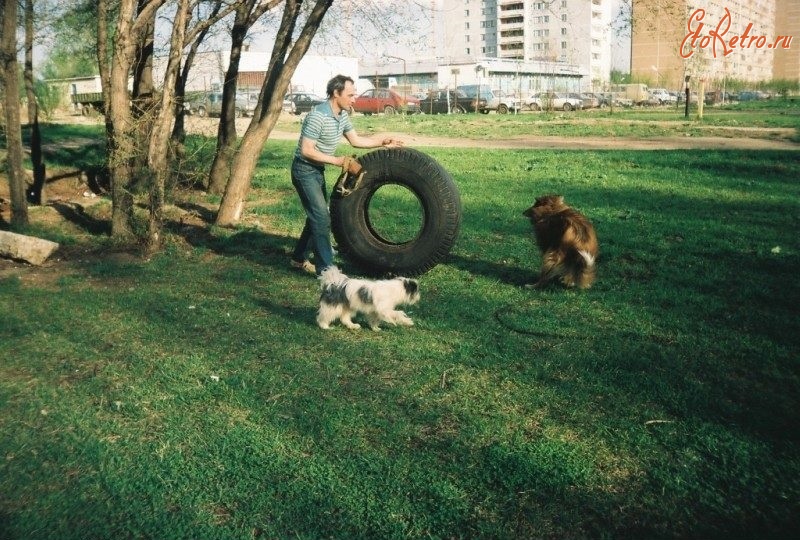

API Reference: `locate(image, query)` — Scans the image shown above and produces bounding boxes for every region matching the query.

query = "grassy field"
[1,119,799,538]
[275,97,799,141]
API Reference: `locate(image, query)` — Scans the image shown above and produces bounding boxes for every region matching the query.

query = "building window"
[562,41,567,49]
[465,22,470,29]
[562,14,567,22]
[562,28,567,35]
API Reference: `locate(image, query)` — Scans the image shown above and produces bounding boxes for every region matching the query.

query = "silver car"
[526,92,583,112]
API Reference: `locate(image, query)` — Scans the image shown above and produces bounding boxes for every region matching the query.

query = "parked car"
[526,92,582,112]
[352,88,420,115]
[738,90,770,101]
[419,89,485,114]
[649,88,677,104]
[457,84,496,113]
[187,91,256,117]
[641,92,662,106]
[495,92,523,114]
[590,92,614,108]
[611,93,634,107]
[283,92,325,115]
[576,93,600,109]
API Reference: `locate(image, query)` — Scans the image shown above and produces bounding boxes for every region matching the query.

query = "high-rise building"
[440,0,614,89]
[631,0,794,90]
[773,0,800,81]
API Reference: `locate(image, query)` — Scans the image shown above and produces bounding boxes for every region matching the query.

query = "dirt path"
[56,114,800,151]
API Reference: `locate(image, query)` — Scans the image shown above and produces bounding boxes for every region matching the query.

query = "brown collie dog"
[522,195,598,289]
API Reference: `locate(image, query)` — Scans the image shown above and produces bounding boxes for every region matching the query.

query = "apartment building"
[631,0,790,90]
[773,0,800,81]
[440,0,614,89]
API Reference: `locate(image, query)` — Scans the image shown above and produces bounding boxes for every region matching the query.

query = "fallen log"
[0,230,59,265]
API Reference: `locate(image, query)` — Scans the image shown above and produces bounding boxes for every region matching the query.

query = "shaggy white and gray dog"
[316,266,420,331]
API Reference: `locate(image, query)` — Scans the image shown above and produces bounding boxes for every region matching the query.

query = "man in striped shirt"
[290,74,403,275]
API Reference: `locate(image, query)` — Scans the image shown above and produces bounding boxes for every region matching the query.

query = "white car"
[496,93,523,114]
[526,92,583,112]
[649,88,677,105]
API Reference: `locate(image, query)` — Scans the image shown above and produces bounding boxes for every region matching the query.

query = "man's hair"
[326,75,354,98]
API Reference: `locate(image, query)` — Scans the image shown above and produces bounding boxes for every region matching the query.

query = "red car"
[352,88,420,115]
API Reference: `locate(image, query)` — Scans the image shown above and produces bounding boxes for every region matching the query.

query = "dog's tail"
[574,249,596,288]
[577,249,595,267]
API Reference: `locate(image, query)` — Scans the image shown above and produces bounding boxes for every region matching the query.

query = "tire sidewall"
[330,148,461,276]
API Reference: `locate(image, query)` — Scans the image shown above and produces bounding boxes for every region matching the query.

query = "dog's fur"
[522,195,598,289]
[317,266,420,330]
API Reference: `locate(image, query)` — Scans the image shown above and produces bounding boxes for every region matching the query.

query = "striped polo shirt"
[294,100,354,165]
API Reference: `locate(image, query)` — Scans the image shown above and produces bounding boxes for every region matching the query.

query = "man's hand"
[341,154,362,175]
[381,137,404,148]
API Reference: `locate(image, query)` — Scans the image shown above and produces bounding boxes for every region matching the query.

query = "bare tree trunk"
[97,0,114,151]
[206,4,251,195]
[216,0,332,226]
[171,0,226,145]
[24,0,46,205]
[106,0,167,240]
[130,0,157,191]
[1,0,28,226]
[145,0,189,254]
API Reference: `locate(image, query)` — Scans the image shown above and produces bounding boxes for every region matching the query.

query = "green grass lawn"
[294,97,799,141]
[1,124,799,538]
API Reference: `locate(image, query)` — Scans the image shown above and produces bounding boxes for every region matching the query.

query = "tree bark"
[206,3,251,195]
[1,0,29,226]
[105,0,167,240]
[145,0,189,254]
[216,0,332,226]
[107,0,137,239]
[24,0,46,205]
[130,0,156,188]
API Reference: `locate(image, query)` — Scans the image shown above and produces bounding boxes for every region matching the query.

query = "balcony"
[499,20,524,31]
[499,2,524,17]
[498,35,525,47]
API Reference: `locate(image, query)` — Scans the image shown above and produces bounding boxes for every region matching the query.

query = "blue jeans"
[291,158,335,274]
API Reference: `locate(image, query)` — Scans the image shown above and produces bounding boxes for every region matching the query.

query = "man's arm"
[343,130,404,150]
[300,137,346,167]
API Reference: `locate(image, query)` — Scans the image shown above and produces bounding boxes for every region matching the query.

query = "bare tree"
[216,0,333,226]
[171,0,233,145]
[206,0,281,194]
[103,0,168,239]
[145,0,190,252]
[1,0,28,226]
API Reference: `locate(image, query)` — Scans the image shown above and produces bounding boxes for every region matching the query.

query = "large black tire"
[330,148,461,277]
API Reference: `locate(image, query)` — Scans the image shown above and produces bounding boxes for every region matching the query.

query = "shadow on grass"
[447,253,532,287]
[50,202,111,236]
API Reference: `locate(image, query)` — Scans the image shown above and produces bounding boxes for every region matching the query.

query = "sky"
[31,0,631,76]
[246,0,632,72]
